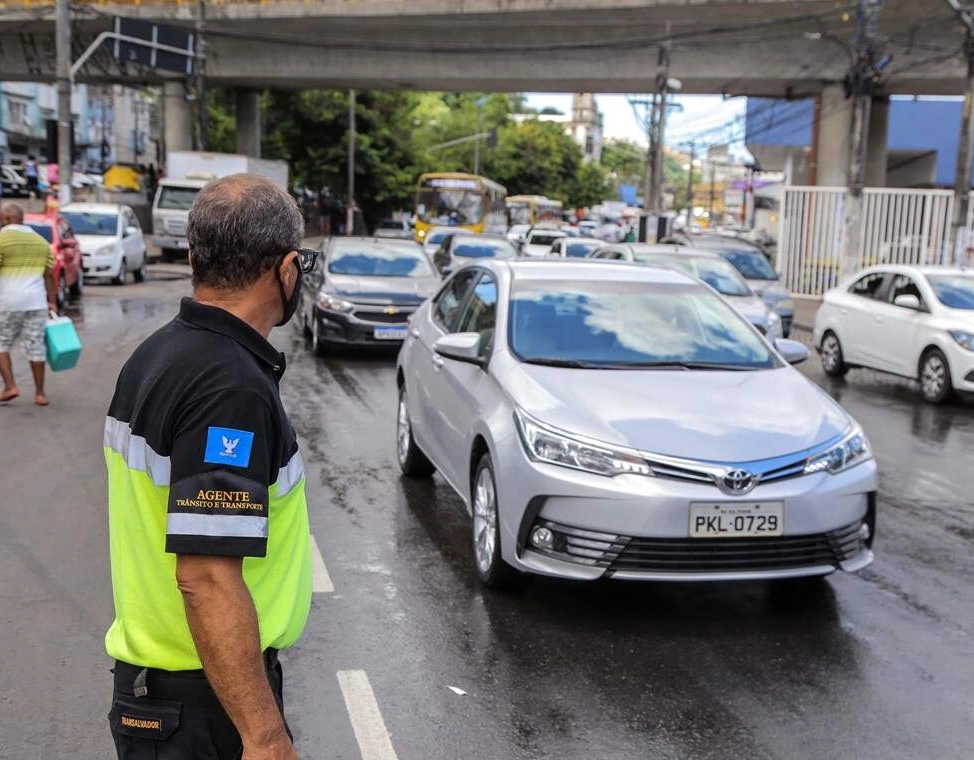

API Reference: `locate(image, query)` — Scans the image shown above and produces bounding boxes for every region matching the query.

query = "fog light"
[530,526,554,550]
[859,522,871,542]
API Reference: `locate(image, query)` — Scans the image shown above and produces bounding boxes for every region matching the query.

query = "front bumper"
[315,306,415,346]
[945,342,974,392]
[81,252,122,278]
[152,235,189,251]
[493,439,878,582]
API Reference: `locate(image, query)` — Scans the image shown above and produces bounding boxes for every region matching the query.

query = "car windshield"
[510,279,774,369]
[721,250,778,280]
[417,182,483,226]
[565,241,601,258]
[426,231,453,246]
[508,205,531,226]
[927,274,974,310]
[528,233,563,247]
[157,186,200,211]
[61,212,117,236]
[25,223,53,243]
[637,255,751,297]
[454,240,516,259]
[328,245,433,278]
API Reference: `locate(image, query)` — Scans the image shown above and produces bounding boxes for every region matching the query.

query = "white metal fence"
[778,186,965,297]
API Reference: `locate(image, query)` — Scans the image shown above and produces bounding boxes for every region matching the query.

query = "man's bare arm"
[176,554,296,757]
[44,268,56,310]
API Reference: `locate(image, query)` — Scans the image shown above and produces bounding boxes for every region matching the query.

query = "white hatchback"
[61,203,148,284]
[813,265,974,403]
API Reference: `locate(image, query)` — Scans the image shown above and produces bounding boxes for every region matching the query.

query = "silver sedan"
[395,260,878,587]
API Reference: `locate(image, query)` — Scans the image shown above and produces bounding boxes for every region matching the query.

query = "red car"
[24,212,83,310]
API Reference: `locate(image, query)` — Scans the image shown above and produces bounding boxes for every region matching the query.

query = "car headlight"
[949,330,974,352]
[317,292,354,313]
[767,311,783,338]
[96,244,115,257]
[514,408,652,477]
[417,229,426,239]
[803,424,872,476]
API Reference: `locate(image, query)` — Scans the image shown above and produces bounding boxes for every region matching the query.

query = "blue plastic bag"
[45,315,82,372]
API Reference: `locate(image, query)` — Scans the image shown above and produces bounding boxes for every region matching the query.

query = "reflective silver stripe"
[166,512,268,539]
[276,450,305,498]
[104,416,171,486]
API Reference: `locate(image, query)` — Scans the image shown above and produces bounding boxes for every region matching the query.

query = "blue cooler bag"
[45,315,82,371]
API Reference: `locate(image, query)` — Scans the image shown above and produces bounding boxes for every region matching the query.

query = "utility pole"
[346,89,356,236]
[709,162,716,226]
[841,0,885,279]
[55,0,72,207]
[195,0,207,150]
[645,33,672,214]
[685,142,695,225]
[945,0,974,265]
[473,96,486,175]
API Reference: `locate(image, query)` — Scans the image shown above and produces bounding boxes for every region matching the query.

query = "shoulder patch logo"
[204,427,254,468]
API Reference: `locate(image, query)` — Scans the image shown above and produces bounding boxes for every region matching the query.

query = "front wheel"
[56,273,68,311]
[113,259,128,286]
[820,331,849,377]
[471,453,525,590]
[919,348,954,404]
[133,256,147,283]
[396,386,435,477]
[69,269,83,298]
[310,315,328,357]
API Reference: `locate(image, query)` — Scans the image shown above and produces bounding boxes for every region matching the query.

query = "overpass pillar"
[815,84,853,187]
[865,96,889,188]
[235,89,261,158]
[163,81,193,156]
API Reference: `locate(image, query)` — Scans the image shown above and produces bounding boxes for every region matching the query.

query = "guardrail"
[779,186,965,297]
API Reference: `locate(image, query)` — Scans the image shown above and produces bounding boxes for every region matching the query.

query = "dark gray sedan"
[298,237,440,355]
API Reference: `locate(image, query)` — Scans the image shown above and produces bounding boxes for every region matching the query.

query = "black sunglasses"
[293,248,319,274]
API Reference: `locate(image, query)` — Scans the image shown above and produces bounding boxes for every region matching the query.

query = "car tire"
[69,269,83,298]
[471,453,525,590]
[113,259,128,286]
[133,257,147,283]
[820,331,849,377]
[919,348,954,405]
[301,307,312,338]
[56,273,68,311]
[311,315,328,357]
[396,386,435,477]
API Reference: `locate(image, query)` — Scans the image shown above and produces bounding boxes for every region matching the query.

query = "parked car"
[506,224,531,247]
[577,220,599,237]
[813,265,974,403]
[395,259,876,587]
[521,228,567,257]
[549,237,604,258]
[433,234,517,276]
[60,203,148,285]
[374,218,413,240]
[1,165,29,197]
[590,243,783,338]
[23,213,83,310]
[679,235,794,337]
[299,237,440,355]
[422,226,472,256]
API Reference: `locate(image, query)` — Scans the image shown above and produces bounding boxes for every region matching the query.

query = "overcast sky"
[524,93,747,150]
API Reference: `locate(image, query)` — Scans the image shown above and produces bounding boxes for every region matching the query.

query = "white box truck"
[152,151,289,261]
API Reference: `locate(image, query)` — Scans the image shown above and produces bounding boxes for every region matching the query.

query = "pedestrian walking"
[104,174,314,759]
[0,202,57,406]
[23,156,39,198]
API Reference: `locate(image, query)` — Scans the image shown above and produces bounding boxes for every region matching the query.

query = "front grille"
[164,218,187,235]
[529,519,865,575]
[609,521,864,574]
[354,308,412,324]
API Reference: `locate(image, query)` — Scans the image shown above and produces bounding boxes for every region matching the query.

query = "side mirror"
[434,332,485,367]
[893,293,922,310]
[440,265,454,278]
[775,338,809,366]
[125,225,138,237]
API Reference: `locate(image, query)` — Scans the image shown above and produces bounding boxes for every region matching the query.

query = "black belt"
[115,648,279,694]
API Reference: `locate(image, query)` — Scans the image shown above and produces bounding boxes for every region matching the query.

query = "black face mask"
[276,257,303,327]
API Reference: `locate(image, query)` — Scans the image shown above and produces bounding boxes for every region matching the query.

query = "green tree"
[568,162,609,208]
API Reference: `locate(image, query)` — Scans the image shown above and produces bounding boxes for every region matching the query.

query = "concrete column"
[162,80,192,156]
[815,84,853,187]
[865,96,889,188]
[235,89,261,158]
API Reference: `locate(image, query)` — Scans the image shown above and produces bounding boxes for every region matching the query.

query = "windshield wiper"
[522,358,600,368]
[594,361,755,371]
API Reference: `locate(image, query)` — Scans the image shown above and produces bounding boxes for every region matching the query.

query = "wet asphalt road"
[1,271,973,759]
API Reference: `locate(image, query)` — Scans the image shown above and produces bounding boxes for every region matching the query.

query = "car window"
[26,223,53,243]
[452,240,516,259]
[565,241,601,258]
[328,244,434,277]
[888,274,924,307]
[457,274,498,354]
[721,250,778,280]
[61,212,119,236]
[926,274,974,310]
[433,270,479,332]
[849,272,887,299]
[528,233,563,247]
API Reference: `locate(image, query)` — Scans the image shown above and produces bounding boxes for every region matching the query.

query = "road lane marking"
[337,670,399,760]
[311,535,334,593]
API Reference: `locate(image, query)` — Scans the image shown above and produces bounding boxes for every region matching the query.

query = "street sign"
[112,17,194,76]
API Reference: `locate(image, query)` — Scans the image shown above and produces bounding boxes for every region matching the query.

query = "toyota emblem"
[720,468,757,495]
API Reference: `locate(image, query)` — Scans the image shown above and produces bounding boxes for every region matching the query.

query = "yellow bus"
[506,195,564,226]
[414,172,508,242]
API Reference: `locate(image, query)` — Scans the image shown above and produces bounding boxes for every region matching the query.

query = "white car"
[813,265,974,403]
[506,224,531,247]
[61,203,148,284]
[422,226,472,256]
[521,228,567,257]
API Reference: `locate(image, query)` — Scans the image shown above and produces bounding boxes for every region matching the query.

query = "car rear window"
[25,223,53,242]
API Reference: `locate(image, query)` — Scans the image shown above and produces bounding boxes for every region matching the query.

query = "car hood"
[76,234,117,253]
[503,360,850,462]
[724,294,771,324]
[325,273,438,304]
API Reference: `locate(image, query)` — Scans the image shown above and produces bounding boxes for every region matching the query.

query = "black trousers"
[109,651,288,759]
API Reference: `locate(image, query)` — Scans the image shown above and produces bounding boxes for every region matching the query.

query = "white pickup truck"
[152,152,289,260]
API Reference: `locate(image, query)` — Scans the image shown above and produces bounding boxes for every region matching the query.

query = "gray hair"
[187,173,303,290]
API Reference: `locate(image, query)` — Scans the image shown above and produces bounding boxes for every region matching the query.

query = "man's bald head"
[1,203,24,227]
[187,173,304,290]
